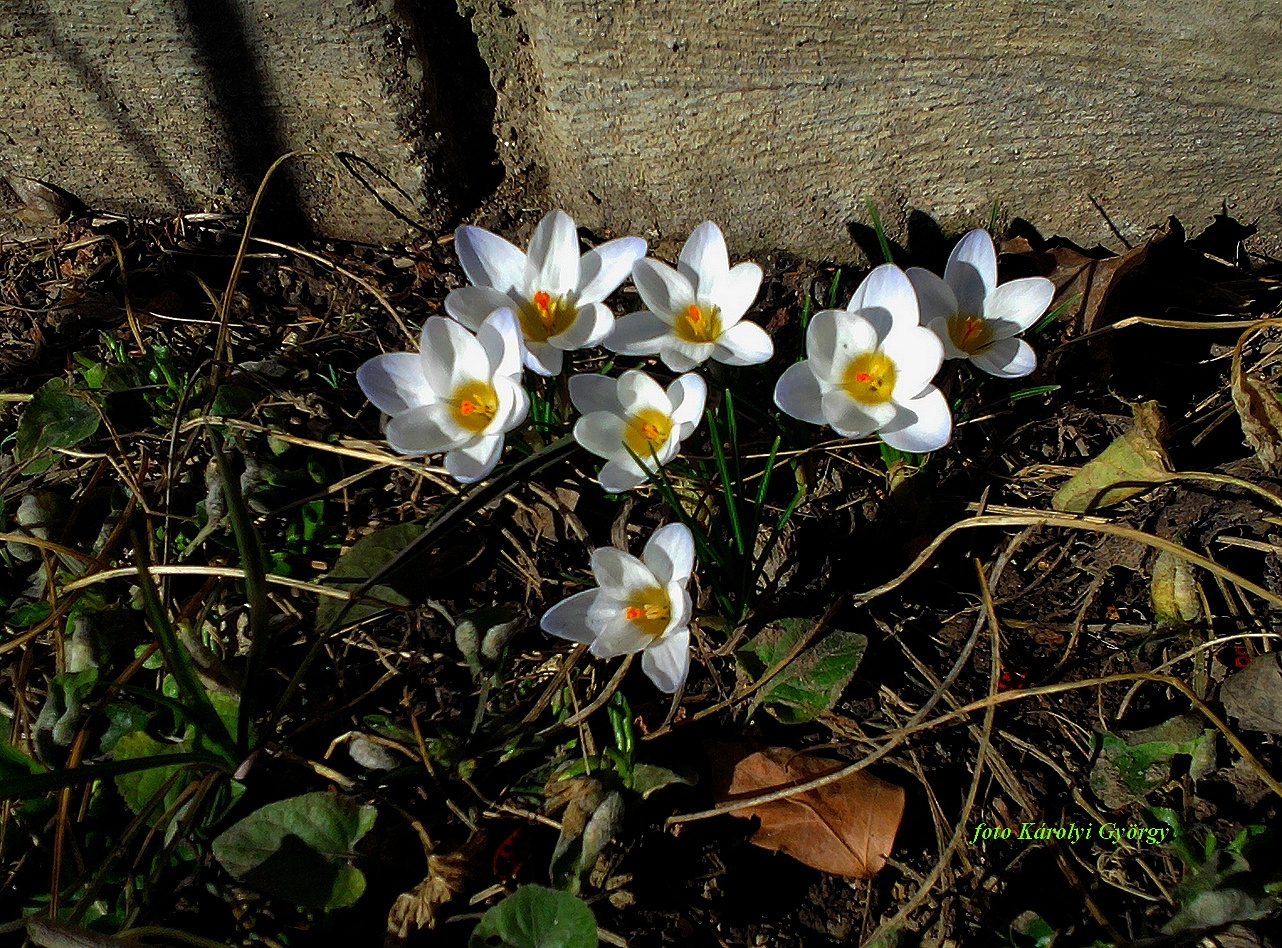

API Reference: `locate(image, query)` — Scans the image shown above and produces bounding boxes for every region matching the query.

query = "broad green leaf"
[6,601,52,629]
[212,791,377,910]
[15,378,100,475]
[469,885,597,948]
[1089,714,1215,809]
[737,619,866,724]
[630,762,696,799]
[99,702,152,754]
[0,736,43,782]
[113,730,197,819]
[316,523,426,631]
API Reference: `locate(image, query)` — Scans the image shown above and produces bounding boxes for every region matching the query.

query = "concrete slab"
[472,0,1282,257]
[0,0,499,244]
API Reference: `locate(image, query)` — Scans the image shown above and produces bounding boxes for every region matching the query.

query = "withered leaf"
[1230,365,1282,473]
[387,841,482,938]
[1220,655,1282,736]
[711,743,904,879]
[1052,400,1172,512]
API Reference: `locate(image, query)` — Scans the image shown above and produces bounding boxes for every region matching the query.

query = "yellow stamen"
[518,290,576,343]
[947,313,994,355]
[841,351,897,405]
[623,408,673,457]
[449,378,499,433]
[623,586,671,638]
[674,301,722,344]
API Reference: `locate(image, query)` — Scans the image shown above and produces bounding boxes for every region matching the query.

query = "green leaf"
[1089,714,1215,809]
[737,619,866,724]
[113,730,197,819]
[469,885,598,948]
[212,791,377,910]
[316,523,426,631]
[99,702,152,754]
[15,378,100,475]
[6,601,52,629]
[0,736,43,782]
[630,762,696,799]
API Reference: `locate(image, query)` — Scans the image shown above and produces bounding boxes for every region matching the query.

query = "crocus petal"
[712,321,773,366]
[643,523,695,586]
[604,311,670,355]
[578,236,646,304]
[455,225,526,292]
[773,361,826,425]
[906,267,959,326]
[633,258,695,318]
[574,411,628,462]
[444,435,504,483]
[820,390,896,438]
[569,374,623,416]
[660,339,714,372]
[847,264,919,336]
[526,209,580,297]
[715,261,763,326]
[476,307,525,378]
[985,277,1055,333]
[971,337,1037,378]
[881,326,944,401]
[488,375,530,433]
[385,403,466,455]
[540,589,600,645]
[523,341,564,377]
[597,460,647,493]
[590,547,656,598]
[678,221,730,298]
[806,310,878,384]
[642,627,690,693]
[944,229,997,316]
[880,387,953,453]
[356,352,432,415]
[589,609,655,659]
[551,301,613,350]
[665,585,693,635]
[419,317,490,393]
[617,369,671,416]
[444,285,515,331]
[667,373,707,427]
[927,315,969,361]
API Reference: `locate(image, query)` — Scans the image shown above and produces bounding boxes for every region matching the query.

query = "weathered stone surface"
[472,0,1282,256]
[0,0,498,244]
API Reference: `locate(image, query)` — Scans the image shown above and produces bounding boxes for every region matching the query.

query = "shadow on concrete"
[183,0,309,235]
[846,210,950,270]
[402,0,503,224]
[27,3,196,209]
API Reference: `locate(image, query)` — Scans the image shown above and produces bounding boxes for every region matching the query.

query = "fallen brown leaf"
[710,743,904,878]
[1052,400,1172,512]
[386,840,483,939]
[1221,655,1282,736]
[1231,360,1282,473]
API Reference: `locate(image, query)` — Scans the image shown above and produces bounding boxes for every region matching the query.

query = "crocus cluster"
[355,211,1055,691]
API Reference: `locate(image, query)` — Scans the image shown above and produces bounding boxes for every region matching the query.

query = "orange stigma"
[686,304,702,323]
[459,400,476,416]
[534,290,552,313]
[625,607,644,620]
[854,371,873,384]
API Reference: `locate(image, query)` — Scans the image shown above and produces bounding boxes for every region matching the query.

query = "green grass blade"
[705,407,745,558]
[207,431,269,753]
[132,529,235,754]
[1032,295,1077,335]
[826,268,843,308]
[865,201,894,265]
[0,753,225,800]
[746,480,805,601]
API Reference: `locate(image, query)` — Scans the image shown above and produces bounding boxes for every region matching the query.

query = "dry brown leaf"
[386,843,479,939]
[710,743,904,879]
[0,173,76,227]
[1221,655,1282,736]
[1052,400,1172,512]
[1230,366,1282,473]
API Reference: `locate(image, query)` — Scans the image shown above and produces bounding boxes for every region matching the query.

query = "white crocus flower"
[606,220,773,371]
[540,523,695,693]
[356,308,529,483]
[444,209,646,377]
[570,369,706,493]
[907,228,1054,378]
[773,264,952,453]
